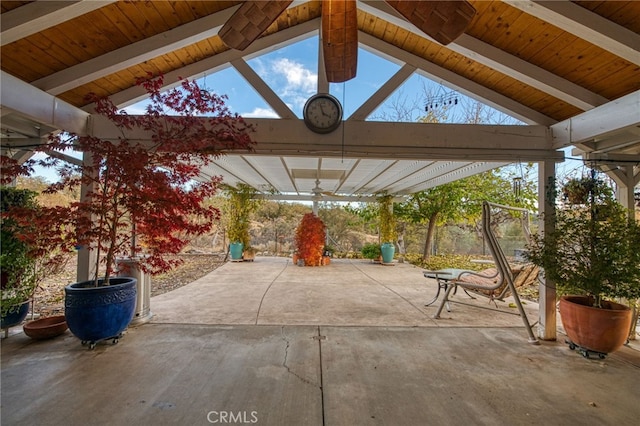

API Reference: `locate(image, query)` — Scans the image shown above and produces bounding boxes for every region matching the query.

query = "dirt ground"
[32,253,226,317]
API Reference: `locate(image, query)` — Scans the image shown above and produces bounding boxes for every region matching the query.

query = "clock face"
[303,94,343,134]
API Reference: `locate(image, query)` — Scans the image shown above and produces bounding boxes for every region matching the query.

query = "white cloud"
[271,58,316,94]
[241,107,279,118]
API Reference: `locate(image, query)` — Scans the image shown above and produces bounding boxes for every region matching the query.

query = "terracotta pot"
[559,295,632,354]
[23,315,68,340]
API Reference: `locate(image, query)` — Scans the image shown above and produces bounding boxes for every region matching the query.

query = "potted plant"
[526,173,640,357]
[2,74,254,347]
[378,194,397,264]
[294,213,326,266]
[223,183,260,261]
[0,187,70,335]
[561,176,594,204]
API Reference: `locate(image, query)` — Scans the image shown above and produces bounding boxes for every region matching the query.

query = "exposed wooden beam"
[32,6,240,95]
[1,71,89,135]
[358,32,556,125]
[101,19,320,110]
[1,1,115,46]
[231,59,296,119]
[89,115,560,162]
[551,90,640,148]
[359,0,607,111]
[349,64,415,121]
[503,0,640,66]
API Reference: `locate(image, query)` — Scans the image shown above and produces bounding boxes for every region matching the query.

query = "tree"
[294,213,326,266]
[396,166,537,260]
[396,181,468,260]
[223,183,261,249]
[2,74,255,285]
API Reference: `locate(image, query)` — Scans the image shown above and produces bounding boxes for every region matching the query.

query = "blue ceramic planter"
[64,277,136,344]
[1,301,30,329]
[381,243,395,264]
[229,242,244,260]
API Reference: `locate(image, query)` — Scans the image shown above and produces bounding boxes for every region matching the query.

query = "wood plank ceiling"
[1,0,639,200]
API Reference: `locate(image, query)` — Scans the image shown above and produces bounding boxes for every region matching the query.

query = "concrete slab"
[2,256,639,425]
[1,324,323,426]
[321,326,640,426]
[151,257,541,333]
[2,324,639,425]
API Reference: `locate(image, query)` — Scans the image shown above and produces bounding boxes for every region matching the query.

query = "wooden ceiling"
[1,1,639,198]
[2,0,638,122]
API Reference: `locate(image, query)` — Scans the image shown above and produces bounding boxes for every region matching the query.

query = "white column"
[76,151,98,282]
[537,159,557,341]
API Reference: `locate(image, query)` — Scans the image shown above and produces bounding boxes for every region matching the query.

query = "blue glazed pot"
[1,301,30,329]
[229,242,244,260]
[380,243,395,264]
[64,277,137,343]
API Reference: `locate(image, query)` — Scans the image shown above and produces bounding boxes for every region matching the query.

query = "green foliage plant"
[526,174,640,308]
[1,187,70,316]
[361,243,382,260]
[223,183,261,249]
[377,194,397,244]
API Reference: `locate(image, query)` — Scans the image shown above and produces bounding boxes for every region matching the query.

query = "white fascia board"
[0,71,89,135]
[1,1,116,46]
[359,32,556,125]
[504,0,640,66]
[359,0,605,110]
[551,90,640,148]
[99,19,320,110]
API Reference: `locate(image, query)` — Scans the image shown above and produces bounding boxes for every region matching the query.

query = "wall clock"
[303,93,343,134]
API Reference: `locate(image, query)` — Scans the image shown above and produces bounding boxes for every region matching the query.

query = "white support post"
[537,159,557,341]
[76,151,98,283]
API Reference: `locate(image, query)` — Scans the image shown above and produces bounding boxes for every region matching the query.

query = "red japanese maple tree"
[1,74,255,285]
[294,213,326,266]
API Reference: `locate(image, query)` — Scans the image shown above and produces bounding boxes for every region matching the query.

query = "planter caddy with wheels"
[526,171,640,358]
[1,74,255,348]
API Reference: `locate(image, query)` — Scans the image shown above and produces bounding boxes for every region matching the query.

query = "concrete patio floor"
[2,257,639,425]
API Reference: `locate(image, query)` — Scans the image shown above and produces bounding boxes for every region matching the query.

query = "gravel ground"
[32,253,226,317]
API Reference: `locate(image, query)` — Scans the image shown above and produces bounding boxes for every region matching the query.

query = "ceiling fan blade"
[322,0,358,83]
[385,0,476,45]
[219,1,293,50]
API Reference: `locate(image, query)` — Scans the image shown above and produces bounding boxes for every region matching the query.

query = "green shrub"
[361,243,381,260]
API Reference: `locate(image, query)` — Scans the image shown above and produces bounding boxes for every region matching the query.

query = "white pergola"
[1,1,639,341]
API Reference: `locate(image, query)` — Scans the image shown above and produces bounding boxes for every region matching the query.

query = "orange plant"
[294,213,326,266]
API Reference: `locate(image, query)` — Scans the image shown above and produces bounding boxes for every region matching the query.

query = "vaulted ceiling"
[1,1,639,201]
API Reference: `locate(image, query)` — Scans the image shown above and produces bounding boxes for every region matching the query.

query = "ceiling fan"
[311,179,341,200]
[218,0,476,83]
